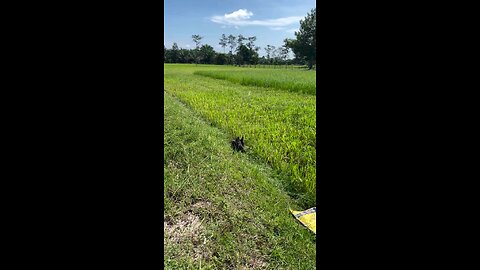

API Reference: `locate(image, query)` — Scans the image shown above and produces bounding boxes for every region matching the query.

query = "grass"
[194,68,316,95]
[164,91,316,269]
[164,64,316,207]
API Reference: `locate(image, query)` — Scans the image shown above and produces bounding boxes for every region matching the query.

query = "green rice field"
[164,64,317,269]
[164,64,316,206]
[194,68,316,95]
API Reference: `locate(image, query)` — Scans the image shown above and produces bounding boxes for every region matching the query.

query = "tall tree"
[215,53,227,65]
[227,35,237,65]
[245,36,257,66]
[192,34,203,49]
[219,34,227,54]
[192,35,203,64]
[284,8,316,69]
[227,34,236,53]
[170,42,179,63]
[235,44,249,66]
[199,44,216,64]
[178,48,193,63]
[246,36,256,50]
[264,45,275,64]
[280,44,290,67]
[237,34,246,47]
[272,47,281,66]
[235,43,259,66]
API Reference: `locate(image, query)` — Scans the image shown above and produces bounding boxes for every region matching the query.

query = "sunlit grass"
[194,68,316,95]
[164,92,316,269]
[164,64,316,206]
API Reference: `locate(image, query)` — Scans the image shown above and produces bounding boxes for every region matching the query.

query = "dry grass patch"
[164,212,203,244]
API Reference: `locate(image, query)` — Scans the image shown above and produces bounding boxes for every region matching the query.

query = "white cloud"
[223,9,252,20]
[270,27,285,31]
[211,9,302,27]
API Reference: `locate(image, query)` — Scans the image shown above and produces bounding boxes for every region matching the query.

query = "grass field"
[194,68,316,95]
[164,64,317,269]
[165,64,316,206]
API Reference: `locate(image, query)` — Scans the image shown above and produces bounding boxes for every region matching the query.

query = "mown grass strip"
[164,92,316,270]
[194,68,316,95]
[164,64,316,207]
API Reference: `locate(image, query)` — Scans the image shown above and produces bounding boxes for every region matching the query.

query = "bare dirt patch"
[247,256,268,269]
[167,160,181,170]
[165,212,202,243]
[192,200,212,209]
[164,211,211,262]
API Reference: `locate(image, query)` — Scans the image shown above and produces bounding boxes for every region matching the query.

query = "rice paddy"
[164,64,317,269]
[164,64,316,206]
[194,68,316,95]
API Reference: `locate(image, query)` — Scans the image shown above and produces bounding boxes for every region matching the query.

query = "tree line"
[164,8,316,69]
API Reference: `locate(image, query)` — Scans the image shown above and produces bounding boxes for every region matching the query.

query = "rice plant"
[164,64,316,206]
[194,68,316,95]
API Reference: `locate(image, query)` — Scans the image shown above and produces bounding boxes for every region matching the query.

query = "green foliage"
[285,8,316,69]
[235,44,259,66]
[199,44,216,64]
[165,32,302,66]
[192,34,203,49]
[227,34,237,54]
[219,34,228,54]
[164,42,180,63]
[215,53,227,65]
[264,45,275,63]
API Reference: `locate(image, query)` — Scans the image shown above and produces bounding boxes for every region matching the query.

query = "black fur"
[231,136,245,152]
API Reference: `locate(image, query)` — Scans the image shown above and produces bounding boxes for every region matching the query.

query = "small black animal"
[231,136,245,152]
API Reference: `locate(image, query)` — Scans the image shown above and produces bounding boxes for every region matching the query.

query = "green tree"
[192,35,203,64]
[227,34,237,65]
[219,34,227,54]
[280,44,290,67]
[264,45,275,65]
[235,44,249,66]
[237,34,246,47]
[170,42,179,63]
[284,8,316,69]
[192,34,203,49]
[235,44,258,66]
[178,48,193,63]
[199,44,216,64]
[246,36,256,50]
[227,34,236,53]
[215,53,227,65]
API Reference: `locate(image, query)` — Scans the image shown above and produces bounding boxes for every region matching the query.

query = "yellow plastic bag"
[290,207,316,234]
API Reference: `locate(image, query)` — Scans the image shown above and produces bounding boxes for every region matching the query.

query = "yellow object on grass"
[290,207,316,234]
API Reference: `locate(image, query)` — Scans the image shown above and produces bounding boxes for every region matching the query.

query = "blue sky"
[164,0,315,57]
